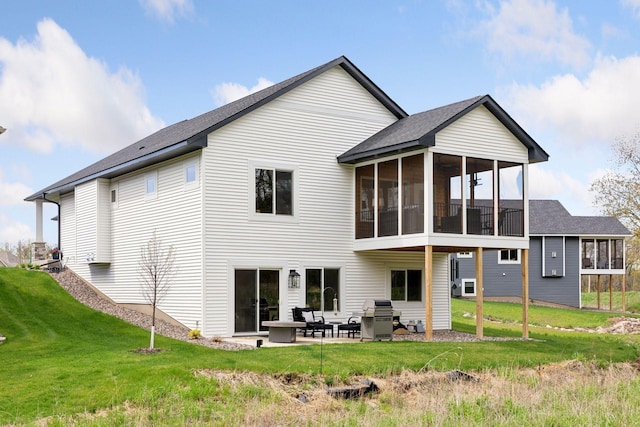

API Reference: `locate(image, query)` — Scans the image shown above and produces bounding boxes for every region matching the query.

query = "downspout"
[42,193,61,251]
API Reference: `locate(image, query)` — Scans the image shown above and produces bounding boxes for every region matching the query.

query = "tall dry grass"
[50,360,640,426]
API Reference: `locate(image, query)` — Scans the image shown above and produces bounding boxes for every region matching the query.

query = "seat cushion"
[302,311,314,323]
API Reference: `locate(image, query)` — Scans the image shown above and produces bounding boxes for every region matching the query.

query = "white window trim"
[145,171,158,200]
[248,160,299,222]
[461,278,476,296]
[498,249,520,264]
[457,252,473,259]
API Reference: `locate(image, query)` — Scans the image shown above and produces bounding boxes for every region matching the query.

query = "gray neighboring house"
[0,251,19,267]
[451,200,631,308]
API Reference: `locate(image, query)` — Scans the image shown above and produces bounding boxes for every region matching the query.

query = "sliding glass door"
[234,269,279,333]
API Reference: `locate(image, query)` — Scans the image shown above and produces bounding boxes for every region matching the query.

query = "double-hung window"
[255,168,293,215]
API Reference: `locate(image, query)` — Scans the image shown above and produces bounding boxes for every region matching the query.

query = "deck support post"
[622,273,627,312]
[522,248,529,339]
[597,275,602,310]
[424,245,433,341]
[609,274,613,311]
[475,247,483,339]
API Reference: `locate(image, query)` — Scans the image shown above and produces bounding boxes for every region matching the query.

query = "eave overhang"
[25,136,206,201]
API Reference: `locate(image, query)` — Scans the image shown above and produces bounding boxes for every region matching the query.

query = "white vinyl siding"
[65,153,204,330]
[75,179,111,263]
[435,105,529,164]
[201,66,400,336]
[342,251,450,330]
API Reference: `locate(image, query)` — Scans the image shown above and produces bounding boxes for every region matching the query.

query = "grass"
[1,268,639,425]
[451,298,634,329]
[582,290,640,313]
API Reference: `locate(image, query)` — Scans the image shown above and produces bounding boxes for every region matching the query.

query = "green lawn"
[582,290,640,313]
[452,297,639,329]
[1,268,639,425]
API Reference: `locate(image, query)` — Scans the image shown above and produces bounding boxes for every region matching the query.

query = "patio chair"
[292,307,333,338]
[338,316,361,338]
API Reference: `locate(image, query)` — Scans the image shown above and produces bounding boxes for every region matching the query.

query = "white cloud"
[481,0,591,69]
[529,164,595,214]
[622,0,640,18]
[0,168,33,206]
[601,22,624,39]
[0,19,164,155]
[139,0,194,23]
[0,213,33,245]
[503,55,640,148]
[211,78,275,106]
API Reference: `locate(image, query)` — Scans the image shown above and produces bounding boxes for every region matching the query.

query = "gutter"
[26,138,205,201]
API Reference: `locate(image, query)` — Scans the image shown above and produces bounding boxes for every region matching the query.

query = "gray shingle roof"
[529,199,630,236]
[337,94,549,164]
[26,56,406,201]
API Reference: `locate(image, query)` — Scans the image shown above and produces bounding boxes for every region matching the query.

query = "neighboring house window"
[145,171,157,199]
[597,239,609,269]
[390,269,422,302]
[498,249,520,264]
[457,252,472,258]
[305,268,340,312]
[462,279,476,296]
[255,168,293,215]
[612,239,624,269]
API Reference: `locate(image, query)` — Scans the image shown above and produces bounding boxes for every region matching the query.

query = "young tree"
[139,231,176,349]
[590,135,640,287]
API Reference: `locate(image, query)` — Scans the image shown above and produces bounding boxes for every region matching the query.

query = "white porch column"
[35,199,43,242]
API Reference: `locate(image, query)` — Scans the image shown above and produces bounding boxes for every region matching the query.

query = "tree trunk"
[150,302,157,349]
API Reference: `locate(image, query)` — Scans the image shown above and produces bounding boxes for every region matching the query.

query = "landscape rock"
[49,269,254,351]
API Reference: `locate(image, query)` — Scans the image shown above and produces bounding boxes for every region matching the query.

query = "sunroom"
[352,152,527,250]
[339,95,548,253]
[338,95,549,340]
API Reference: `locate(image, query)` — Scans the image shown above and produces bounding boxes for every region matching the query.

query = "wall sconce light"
[288,269,300,289]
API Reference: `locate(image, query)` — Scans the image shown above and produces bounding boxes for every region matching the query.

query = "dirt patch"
[130,347,168,354]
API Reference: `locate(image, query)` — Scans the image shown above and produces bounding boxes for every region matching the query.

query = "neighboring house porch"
[452,200,630,310]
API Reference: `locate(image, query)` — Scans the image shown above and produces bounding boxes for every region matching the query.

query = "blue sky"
[2,0,640,247]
